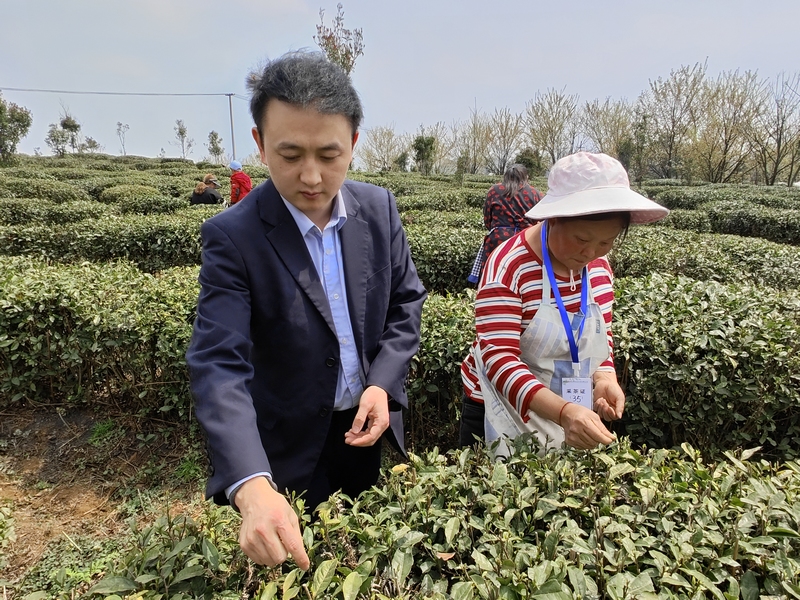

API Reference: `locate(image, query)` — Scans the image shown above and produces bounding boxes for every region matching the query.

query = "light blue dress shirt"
[226,191,364,504]
[282,192,365,410]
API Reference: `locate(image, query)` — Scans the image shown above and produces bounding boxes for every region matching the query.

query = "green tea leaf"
[445,516,460,545]
[680,568,725,600]
[311,559,337,597]
[740,571,759,600]
[342,571,364,600]
[88,576,138,595]
[450,581,474,600]
[392,548,413,585]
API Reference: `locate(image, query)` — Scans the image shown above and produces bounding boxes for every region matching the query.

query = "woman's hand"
[560,402,616,449]
[593,372,625,421]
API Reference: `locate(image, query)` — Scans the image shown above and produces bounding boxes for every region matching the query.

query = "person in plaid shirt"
[468,164,542,283]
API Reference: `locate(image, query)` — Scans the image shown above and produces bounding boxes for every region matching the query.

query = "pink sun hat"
[525,152,669,225]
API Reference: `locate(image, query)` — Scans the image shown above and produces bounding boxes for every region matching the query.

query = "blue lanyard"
[540,222,588,368]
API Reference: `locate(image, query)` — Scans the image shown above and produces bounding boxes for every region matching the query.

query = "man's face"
[252,99,357,223]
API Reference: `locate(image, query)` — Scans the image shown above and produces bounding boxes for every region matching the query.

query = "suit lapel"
[340,185,368,361]
[259,181,337,335]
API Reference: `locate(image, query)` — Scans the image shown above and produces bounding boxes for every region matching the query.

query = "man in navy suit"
[186,51,427,569]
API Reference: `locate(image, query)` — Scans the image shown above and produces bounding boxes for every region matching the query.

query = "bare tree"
[485,107,524,175]
[357,124,409,172]
[117,122,129,156]
[749,72,800,185]
[689,70,763,183]
[582,97,634,158]
[638,61,706,179]
[452,107,492,174]
[172,119,194,159]
[525,87,582,167]
[314,3,364,75]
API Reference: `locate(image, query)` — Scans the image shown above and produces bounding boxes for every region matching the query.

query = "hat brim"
[524,185,669,224]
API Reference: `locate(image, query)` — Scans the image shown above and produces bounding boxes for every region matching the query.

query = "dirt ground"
[0,406,202,589]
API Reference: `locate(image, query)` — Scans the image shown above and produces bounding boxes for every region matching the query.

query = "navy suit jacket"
[186,178,427,504]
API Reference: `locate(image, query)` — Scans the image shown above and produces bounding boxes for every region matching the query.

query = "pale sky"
[2,0,797,161]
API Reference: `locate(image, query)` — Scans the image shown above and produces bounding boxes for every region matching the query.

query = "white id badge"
[562,377,593,410]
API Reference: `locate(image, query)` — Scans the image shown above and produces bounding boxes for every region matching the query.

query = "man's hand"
[560,402,616,449]
[235,476,310,570]
[593,372,625,421]
[344,385,390,447]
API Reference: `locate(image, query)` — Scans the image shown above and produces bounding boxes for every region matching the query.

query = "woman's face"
[546,216,626,272]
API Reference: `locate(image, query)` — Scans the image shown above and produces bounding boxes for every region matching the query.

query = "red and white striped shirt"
[461,230,616,420]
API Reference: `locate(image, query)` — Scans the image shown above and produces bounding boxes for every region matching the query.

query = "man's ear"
[251,127,268,166]
[351,130,360,151]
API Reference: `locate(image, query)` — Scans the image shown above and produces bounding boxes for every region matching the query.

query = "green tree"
[0,93,33,164]
[59,111,82,153]
[206,130,224,163]
[314,3,364,75]
[513,147,545,177]
[394,150,409,172]
[412,135,436,175]
[82,136,103,154]
[45,122,70,157]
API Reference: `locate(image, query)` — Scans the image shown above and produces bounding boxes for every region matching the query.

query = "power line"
[0,85,244,98]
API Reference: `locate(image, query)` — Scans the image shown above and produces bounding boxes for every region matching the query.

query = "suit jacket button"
[325,357,337,367]
[319,408,329,417]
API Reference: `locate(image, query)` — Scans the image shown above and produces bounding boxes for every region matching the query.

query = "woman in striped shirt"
[460,152,669,452]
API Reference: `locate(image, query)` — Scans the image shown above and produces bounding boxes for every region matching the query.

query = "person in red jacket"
[229,160,253,205]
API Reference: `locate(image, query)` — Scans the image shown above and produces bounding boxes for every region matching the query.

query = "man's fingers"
[349,405,369,434]
[280,526,310,570]
[345,426,380,447]
[240,528,287,566]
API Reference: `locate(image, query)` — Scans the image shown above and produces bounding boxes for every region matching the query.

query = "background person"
[190,174,224,205]
[468,164,542,284]
[459,152,668,451]
[186,51,427,571]
[228,160,252,205]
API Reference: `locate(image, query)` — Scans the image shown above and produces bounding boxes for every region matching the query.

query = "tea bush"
[397,189,486,212]
[401,208,482,230]
[0,177,91,203]
[117,194,188,215]
[706,203,800,245]
[0,207,217,271]
[407,292,475,450]
[651,208,712,233]
[98,184,162,204]
[406,224,483,294]
[648,184,800,210]
[0,198,111,225]
[615,273,800,460]
[76,442,800,599]
[0,257,197,415]
[610,227,800,289]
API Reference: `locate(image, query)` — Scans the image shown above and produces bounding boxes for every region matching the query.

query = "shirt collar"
[282,191,348,237]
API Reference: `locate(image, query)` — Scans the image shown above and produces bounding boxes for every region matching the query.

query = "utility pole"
[227,93,236,161]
